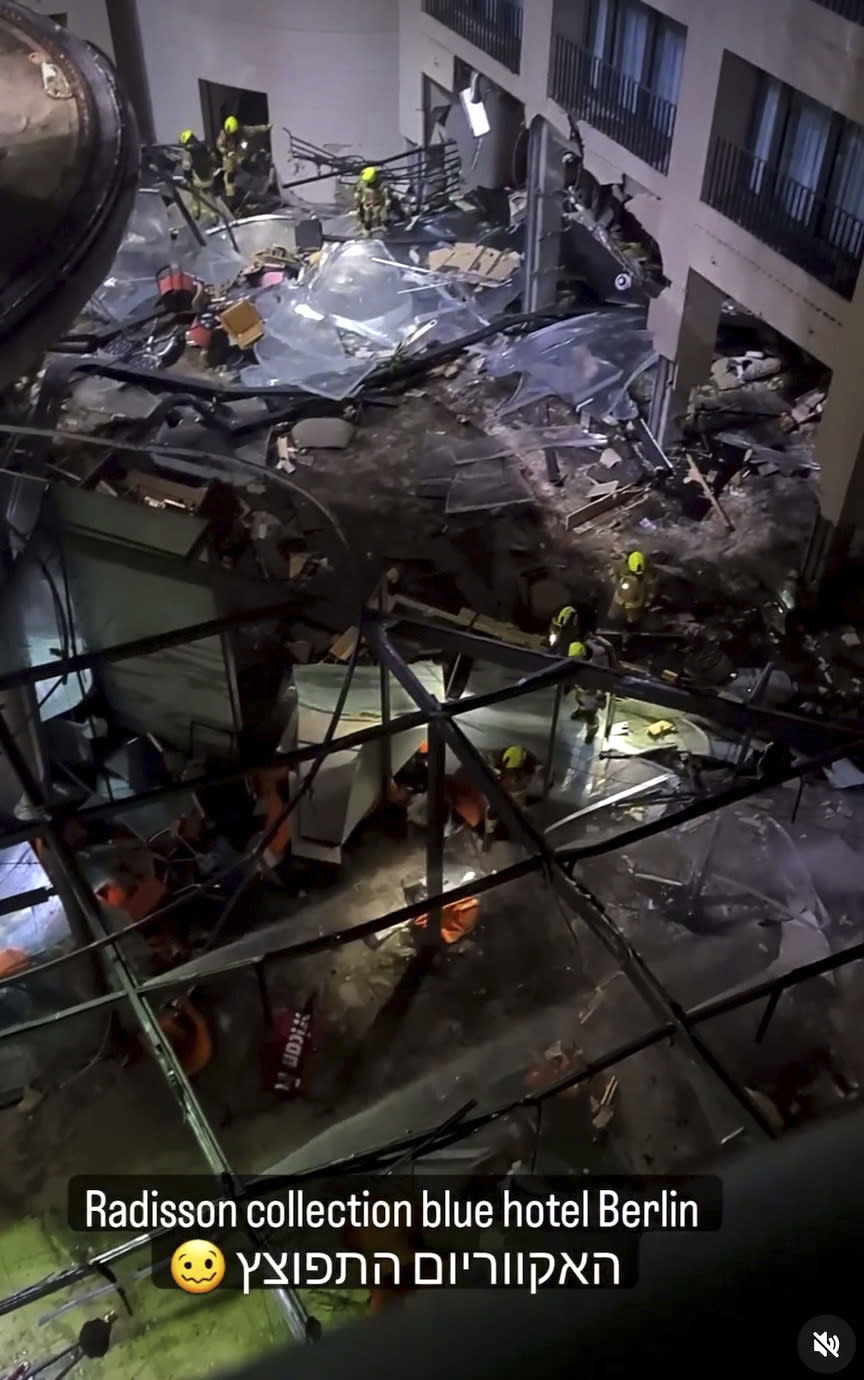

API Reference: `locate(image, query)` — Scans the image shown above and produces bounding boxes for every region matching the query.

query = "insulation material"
[285,663,444,861]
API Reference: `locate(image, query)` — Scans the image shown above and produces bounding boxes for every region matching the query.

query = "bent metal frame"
[0,603,862,1337]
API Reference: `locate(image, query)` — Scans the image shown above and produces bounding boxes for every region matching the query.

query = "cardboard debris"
[427,243,520,282]
[219,299,264,349]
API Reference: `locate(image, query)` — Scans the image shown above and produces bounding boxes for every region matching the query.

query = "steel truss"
[0,604,862,1329]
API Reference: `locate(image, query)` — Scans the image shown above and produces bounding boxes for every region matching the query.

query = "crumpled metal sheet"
[482,309,657,420]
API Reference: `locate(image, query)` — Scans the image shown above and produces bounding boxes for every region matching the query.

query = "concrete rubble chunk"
[291,417,355,450]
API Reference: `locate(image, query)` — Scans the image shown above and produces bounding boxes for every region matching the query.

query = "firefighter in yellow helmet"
[611,549,655,629]
[548,604,579,652]
[178,129,218,219]
[565,638,612,746]
[483,745,538,848]
[217,114,272,208]
[354,165,392,236]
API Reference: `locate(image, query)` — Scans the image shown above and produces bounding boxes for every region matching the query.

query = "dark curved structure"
[0,2,138,388]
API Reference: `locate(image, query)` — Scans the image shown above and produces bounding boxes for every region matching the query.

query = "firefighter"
[483,745,538,848]
[610,550,655,629]
[354,165,392,236]
[217,115,272,207]
[565,639,610,746]
[548,604,579,653]
[179,130,218,219]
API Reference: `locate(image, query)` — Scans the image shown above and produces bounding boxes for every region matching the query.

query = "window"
[746,76,864,249]
[703,67,864,295]
[586,0,685,117]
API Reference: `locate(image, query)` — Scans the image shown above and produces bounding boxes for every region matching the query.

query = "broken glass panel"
[445,460,534,513]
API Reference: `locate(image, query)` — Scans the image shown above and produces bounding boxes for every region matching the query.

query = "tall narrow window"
[748,77,782,194]
[828,123,864,258]
[778,97,832,223]
[649,21,684,137]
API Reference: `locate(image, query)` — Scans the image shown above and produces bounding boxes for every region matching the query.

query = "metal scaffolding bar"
[365,624,775,1139]
[1,595,861,1332]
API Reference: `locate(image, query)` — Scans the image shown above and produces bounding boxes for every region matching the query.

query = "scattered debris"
[291,417,355,450]
[565,485,640,530]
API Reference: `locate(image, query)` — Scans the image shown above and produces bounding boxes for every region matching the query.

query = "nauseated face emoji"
[170,1240,226,1294]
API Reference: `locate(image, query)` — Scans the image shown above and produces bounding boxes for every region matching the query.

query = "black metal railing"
[422,0,523,75]
[810,0,864,24]
[703,137,864,299]
[548,33,677,174]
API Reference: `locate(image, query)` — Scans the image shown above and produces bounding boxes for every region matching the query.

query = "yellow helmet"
[179,129,195,146]
[224,116,239,134]
[361,166,378,185]
[568,640,588,659]
[627,551,646,576]
[553,605,576,629]
[501,746,527,771]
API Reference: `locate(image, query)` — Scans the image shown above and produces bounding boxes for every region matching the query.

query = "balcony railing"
[548,33,677,174]
[703,137,864,299]
[422,0,523,75]
[810,0,864,24]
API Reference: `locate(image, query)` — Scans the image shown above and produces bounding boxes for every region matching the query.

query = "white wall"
[24,0,114,56]
[135,0,400,201]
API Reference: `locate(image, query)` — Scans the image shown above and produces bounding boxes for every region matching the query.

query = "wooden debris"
[329,627,360,662]
[288,554,311,579]
[683,452,734,532]
[565,484,639,530]
[780,388,825,431]
[388,593,546,650]
[647,719,676,739]
[276,435,296,474]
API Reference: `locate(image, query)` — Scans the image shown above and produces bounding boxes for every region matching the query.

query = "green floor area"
[0,1057,368,1376]
[0,1210,367,1376]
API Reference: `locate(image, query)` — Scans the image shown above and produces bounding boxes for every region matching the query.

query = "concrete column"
[649,268,724,434]
[518,0,554,122]
[802,272,864,584]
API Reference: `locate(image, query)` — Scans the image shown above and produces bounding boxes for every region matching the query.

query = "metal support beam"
[0,713,311,1339]
[365,624,777,1141]
[391,615,862,754]
[7,926,864,1321]
[424,721,446,946]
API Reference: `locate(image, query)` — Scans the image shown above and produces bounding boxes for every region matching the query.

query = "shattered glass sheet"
[483,309,657,421]
[445,459,534,513]
[422,424,607,470]
[301,239,488,350]
[86,190,245,324]
[0,845,69,956]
